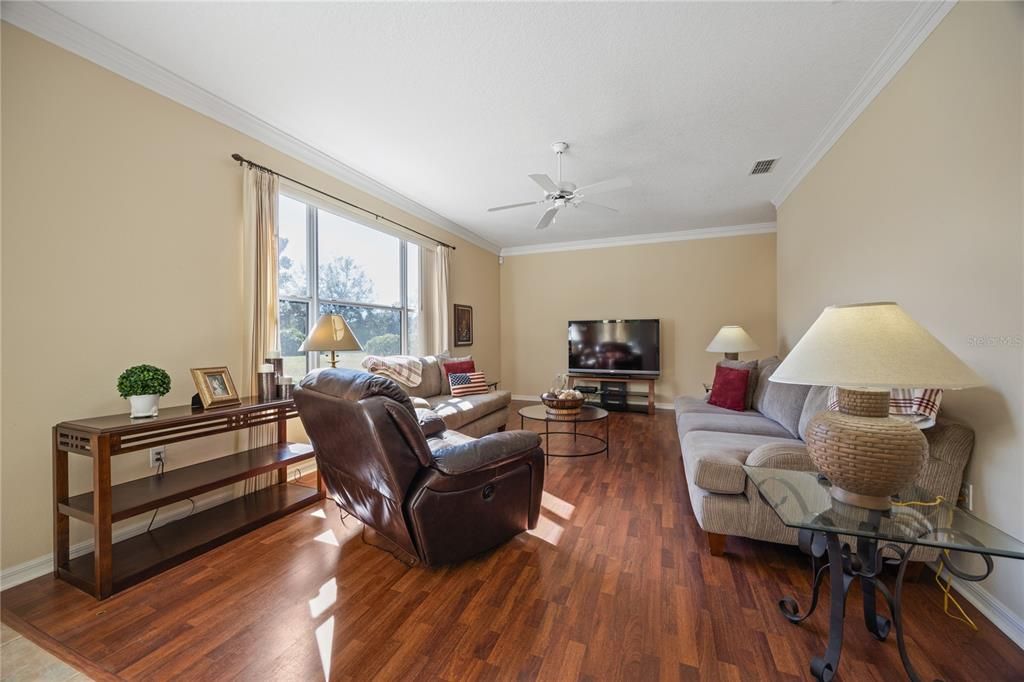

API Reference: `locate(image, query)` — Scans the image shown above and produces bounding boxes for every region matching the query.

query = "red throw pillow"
[442,360,476,388]
[708,365,750,412]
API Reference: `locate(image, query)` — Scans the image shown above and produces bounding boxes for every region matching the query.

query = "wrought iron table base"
[780,519,993,682]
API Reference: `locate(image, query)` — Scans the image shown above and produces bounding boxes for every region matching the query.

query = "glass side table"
[744,467,1024,682]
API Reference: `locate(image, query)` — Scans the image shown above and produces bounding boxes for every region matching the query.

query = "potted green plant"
[117,364,172,418]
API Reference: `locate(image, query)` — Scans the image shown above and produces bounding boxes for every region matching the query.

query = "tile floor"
[1,622,90,681]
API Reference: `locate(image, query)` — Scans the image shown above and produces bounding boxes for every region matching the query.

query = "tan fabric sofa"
[677,357,975,558]
[400,355,511,438]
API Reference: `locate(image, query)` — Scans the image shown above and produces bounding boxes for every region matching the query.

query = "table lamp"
[706,325,759,360]
[299,314,363,368]
[770,302,983,509]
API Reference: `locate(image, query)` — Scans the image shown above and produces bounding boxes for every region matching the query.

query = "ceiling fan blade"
[528,174,559,193]
[574,177,632,197]
[536,206,559,230]
[575,201,619,214]
[487,200,544,212]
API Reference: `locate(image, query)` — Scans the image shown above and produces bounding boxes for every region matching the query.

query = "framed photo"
[190,366,241,408]
[453,304,473,347]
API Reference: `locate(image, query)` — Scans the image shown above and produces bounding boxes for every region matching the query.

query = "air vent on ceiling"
[750,158,779,175]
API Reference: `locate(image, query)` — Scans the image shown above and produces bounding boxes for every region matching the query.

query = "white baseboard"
[0,460,319,591]
[512,394,673,411]
[933,563,1024,650]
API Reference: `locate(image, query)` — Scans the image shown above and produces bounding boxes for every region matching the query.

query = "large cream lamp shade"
[299,314,364,368]
[705,325,759,360]
[771,302,982,509]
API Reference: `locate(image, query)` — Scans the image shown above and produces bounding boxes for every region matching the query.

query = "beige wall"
[778,3,1024,623]
[500,234,777,405]
[0,24,500,570]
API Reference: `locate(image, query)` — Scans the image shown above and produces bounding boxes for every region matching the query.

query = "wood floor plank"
[2,403,1022,681]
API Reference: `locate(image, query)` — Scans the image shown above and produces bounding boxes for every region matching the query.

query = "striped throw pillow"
[448,372,488,397]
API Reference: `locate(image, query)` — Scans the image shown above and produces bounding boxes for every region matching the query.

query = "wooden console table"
[566,374,657,415]
[53,396,322,599]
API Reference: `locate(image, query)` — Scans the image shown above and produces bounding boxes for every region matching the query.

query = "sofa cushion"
[681,430,801,495]
[405,355,443,399]
[437,353,472,395]
[427,390,511,432]
[677,411,795,440]
[798,386,831,440]
[718,359,758,409]
[752,356,780,412]
[708,365,750,411]
[752,356,811,438]
[674,395,765,418]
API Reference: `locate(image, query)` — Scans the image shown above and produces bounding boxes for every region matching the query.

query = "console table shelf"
[60,482,320,596]
[59,442,314,523]
[53,396,323,599]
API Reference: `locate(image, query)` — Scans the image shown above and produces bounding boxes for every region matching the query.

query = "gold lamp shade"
[299,314,363,368]
[771,302,983,509]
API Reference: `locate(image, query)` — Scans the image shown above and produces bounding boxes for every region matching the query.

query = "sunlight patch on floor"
[541,490,576,520]
[309,578,337,618]
[314,616,334,681]
[314,529,340,547]
[526,513,564,545]
[310,508,327,519]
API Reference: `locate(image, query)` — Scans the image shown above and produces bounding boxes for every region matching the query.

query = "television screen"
[568,319,660,376]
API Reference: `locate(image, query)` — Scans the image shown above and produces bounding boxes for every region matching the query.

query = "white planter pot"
[128,394,160,418]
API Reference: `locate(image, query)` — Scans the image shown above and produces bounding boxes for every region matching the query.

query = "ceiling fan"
[487,142,631,230]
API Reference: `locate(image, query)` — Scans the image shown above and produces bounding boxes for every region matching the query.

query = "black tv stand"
[567,374,656,415]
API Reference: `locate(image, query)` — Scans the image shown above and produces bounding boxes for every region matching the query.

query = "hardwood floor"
[3,403,1022,681]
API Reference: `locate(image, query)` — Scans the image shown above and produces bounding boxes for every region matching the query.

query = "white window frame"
[278,183,425,372]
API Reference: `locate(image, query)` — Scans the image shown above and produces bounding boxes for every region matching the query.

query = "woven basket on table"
[541,395,585,416]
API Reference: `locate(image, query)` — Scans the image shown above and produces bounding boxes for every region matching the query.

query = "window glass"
[278,195,308,297]
[317,209,400,307]
[319,303,401,367]
[278,300,309,379]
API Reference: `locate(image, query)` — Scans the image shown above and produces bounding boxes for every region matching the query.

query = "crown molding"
[1,2,502,254]
[499,222,776,257]
[771,1,956,209]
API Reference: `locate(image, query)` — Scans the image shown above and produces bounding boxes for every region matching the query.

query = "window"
[277,191,423,376]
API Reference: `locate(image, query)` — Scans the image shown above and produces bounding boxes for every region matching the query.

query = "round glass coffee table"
[518,404,610,461]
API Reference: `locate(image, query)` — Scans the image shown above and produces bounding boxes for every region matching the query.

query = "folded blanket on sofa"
[827,386,942,428]
[361,354,423,387]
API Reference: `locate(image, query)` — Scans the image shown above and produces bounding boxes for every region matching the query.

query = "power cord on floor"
[891,495,978,631]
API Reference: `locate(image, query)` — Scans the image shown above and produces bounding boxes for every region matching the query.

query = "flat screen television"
[568,319,660,376]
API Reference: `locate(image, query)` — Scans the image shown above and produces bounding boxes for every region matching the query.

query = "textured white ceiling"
[45,1,920,248]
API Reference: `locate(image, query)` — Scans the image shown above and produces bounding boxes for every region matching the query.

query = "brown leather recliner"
[294,368,545,566]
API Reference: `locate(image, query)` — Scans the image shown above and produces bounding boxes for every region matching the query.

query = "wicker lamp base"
[804,387,928,510]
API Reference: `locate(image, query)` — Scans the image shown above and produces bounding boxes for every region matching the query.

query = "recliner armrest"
[430,430,541,475]
[415,407,446,438]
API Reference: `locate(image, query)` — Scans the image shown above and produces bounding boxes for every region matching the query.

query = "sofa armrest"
[746,442,816,472]
[924,419,974,469]
[430,430,541,475]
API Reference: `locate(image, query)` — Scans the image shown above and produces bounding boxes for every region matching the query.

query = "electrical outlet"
[959,482,974,511]
[150,446,166,469]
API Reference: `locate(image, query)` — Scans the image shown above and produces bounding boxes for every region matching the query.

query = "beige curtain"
[427,245,451,355]
[242,165,280,395]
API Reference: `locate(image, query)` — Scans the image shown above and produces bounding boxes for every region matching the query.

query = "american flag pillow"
[448,372,488,397]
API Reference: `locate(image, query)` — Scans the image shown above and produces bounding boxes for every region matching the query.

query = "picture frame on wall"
[190,366,242,408]
[453,304,473,347]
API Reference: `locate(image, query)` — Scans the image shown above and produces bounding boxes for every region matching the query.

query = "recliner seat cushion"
[681,430,801,494]
[427,390,512,432]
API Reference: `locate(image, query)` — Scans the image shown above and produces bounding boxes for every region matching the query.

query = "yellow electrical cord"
[891,495,979,631]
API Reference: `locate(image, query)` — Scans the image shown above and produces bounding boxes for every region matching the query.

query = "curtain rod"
[230,153,455,250]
